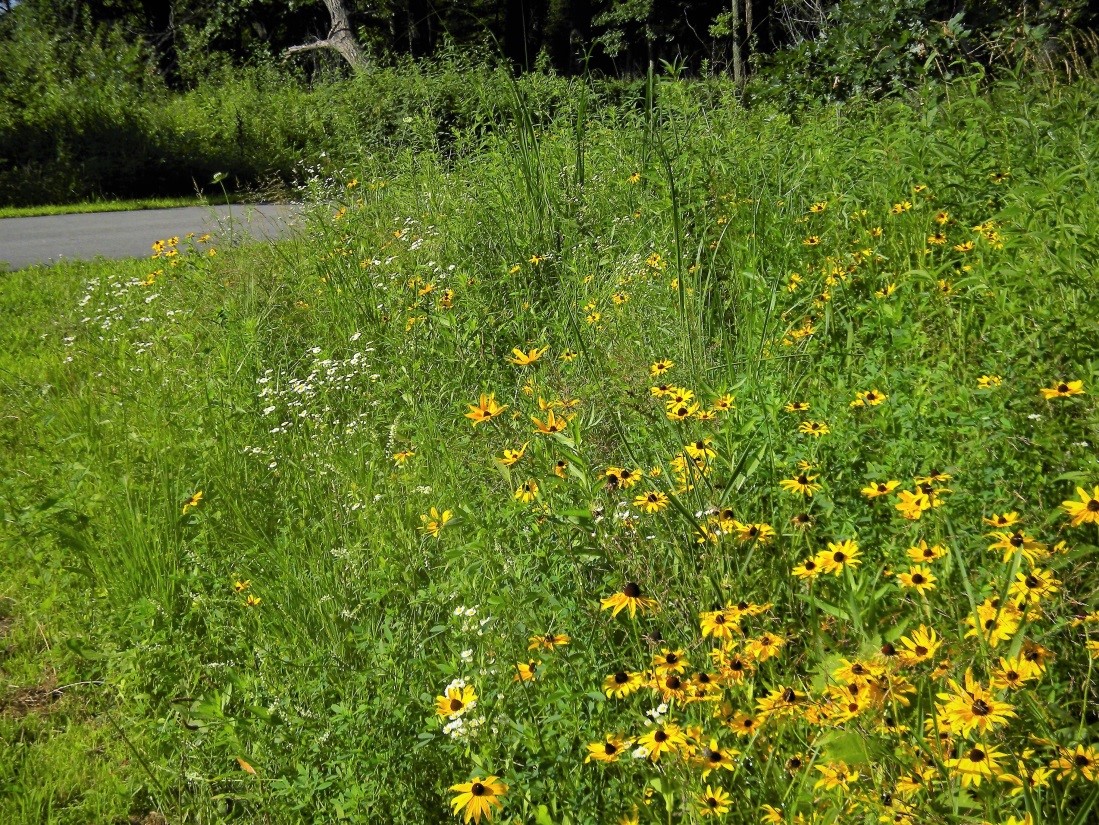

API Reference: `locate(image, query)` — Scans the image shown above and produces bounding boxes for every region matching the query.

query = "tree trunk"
[285,0,367,72]
[744,0,753,76]
[730,0,742,86]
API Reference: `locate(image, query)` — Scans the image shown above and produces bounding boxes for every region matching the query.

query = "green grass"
[2,73,1098,824]
[0,195,243,219]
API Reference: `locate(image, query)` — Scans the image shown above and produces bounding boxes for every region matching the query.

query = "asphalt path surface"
[0,203,302,271]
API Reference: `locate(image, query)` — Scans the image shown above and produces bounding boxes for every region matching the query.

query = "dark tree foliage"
[1,0,1095,85]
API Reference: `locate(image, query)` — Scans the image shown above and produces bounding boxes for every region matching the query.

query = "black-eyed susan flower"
[1051,744,1099,781]
[791,557,821,579]
[513,661,537,682]
[514,479,539,504]
[244,594,262,607]
[1062,486,1099,527]
[637,725,685,764]
[634,490,670,513]
[936,670,1016,736]
[693,739,737,778]
[965,598,1022,648]
[182,491,204,514]
[465,393,507,426]
[650,358,674,377]
[992,655,1040,690]
[652,648,690,675]
[507,344,547,364]
[698,784,731,816]
[906,540,947,563]
[527,633,570,651]
[897,625,940,665]
[814,761,859,791]
[895,489,933,520]
[585,734,632,763]
[531,409,568,435]
[734,521,775,544]
[449,775,507,823]
[1040,380,1085,399]
[790,512,813,530]
[1009,567,1060,606]
[946,744,1007,787]
[436,682,477,719]
[745,632,785,662]
[779,472,821,497]
[760,804,784,823]
[603,670,644,698]
[552,459,568,479]
[600,582,658,618]
[652,672,688,702]
[977,374,1002,389]
[851,389,887,407]
[420,507,453,537]
[783,401,809,413]
[711,393,735,412]
[817,539,861,575]
[861,480,899,498]
[233,579,250,593]
[897,565,937,594]
[798,420,830,436]
[499,443,527,467]
[988,530,1047,564]
[699,609,737,641]
[983,511,1019,528]
[393,449,416,465]
[802,235,821,246]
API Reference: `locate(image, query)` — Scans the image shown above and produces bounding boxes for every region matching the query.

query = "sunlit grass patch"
[1,74,1098,823]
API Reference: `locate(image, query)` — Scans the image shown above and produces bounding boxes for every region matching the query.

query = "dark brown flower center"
[665,676,682,690]
[967,748,985,763]
[911,574,926,585]
[604,742,618,755]
[1088,500,1099,512]
[1010,533,1024,547]
[1025,575,1039,588]
[797,474,808,484]
[782,688,797,703]
[730,659,744,671]
[654,731,668,742]
[614,671,629,684]
[852,664,866,675]
[971,699,991,716]
[1075,754,1092,767]
[881,643,897,656]
[1058,383,1069,393]
[915,645,928,656]
[624,582,641,598]
[471,783,486,796]
[664,654,678,665]
[450,698,464,711]
[833,551,846,563]
[877,484,888,492]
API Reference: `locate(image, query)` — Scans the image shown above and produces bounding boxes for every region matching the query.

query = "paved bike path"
[0,204,301,271]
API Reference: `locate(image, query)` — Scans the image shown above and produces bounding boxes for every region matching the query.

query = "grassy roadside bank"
[2,74,1098,824]
[0,196,239,220]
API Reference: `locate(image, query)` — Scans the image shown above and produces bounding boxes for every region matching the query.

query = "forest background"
[1,0,1097,207]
